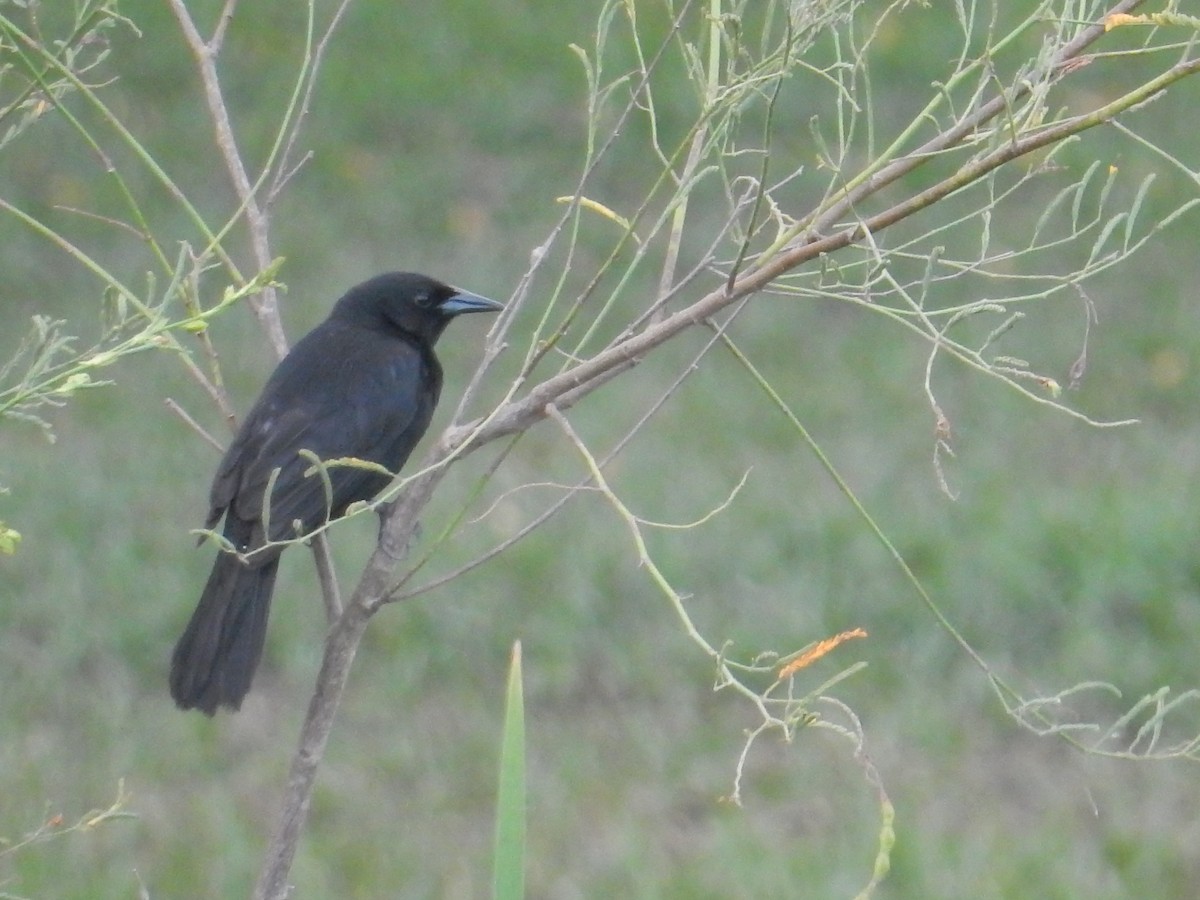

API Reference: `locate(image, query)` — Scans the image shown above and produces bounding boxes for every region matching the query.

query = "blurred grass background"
[3,1,1200,897]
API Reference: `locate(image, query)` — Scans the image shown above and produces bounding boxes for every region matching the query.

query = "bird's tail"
[169,549,279,715]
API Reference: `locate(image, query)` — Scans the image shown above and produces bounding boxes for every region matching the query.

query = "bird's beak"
[439,289,504,316]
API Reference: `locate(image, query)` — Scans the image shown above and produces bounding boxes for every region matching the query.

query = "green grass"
[3,2,1200,897]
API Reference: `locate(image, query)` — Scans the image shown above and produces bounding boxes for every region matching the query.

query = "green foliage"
[0,1,124,152]
[0,519,17,554]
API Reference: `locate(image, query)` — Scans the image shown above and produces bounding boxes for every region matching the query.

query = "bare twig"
[268,0,355,204]
[395,294,752,601]
[163,398,224,453]
[166,0,288,358]
[771,0,1150,256]
[209,0,239,56]
[311,533,343,625]
[173,339,238,428]
[253,602,372,900]
[436,62,1200,460]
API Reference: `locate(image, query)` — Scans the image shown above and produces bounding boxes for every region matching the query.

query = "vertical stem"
[653,0,722,320]
[253,602,372,900]
[166,0,289,359]
[252,462,446,897]
[311,533,343,625]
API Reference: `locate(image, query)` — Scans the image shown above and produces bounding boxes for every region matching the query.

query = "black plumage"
[169,272,501,714]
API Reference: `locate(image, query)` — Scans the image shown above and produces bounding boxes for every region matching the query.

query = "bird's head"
[332,271,503,343]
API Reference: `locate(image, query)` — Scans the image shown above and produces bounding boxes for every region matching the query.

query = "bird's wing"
[220,327,435,544]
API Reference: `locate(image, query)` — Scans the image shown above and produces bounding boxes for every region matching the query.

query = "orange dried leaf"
[778,628,868,679]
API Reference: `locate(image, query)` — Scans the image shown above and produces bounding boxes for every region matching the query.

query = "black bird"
[170,271,502,714]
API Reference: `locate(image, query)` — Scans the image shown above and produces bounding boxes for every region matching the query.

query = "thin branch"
[253,603,372,900]
[438,57,1199,457]
[166,0,288,358]
[394,295,751,601]
[164,398,224,453]
[173,339,238,428]
[209,0,239,59]
[311,533,343,625]
[268,0,355,204]
[449,0,701,418]
[546,402,782,730]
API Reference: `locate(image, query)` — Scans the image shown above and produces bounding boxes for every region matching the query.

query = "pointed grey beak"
[439,289,504,316]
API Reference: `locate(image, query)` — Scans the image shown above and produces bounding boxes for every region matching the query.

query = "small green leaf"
[180,318,208,334]
[0,522,22,555]
[52,372,94,396]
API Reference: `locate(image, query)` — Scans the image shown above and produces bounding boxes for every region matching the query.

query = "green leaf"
[492,640,526,900]
[0,521,21,555]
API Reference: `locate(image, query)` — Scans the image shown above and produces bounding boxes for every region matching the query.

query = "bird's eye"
[413,291,433,309]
